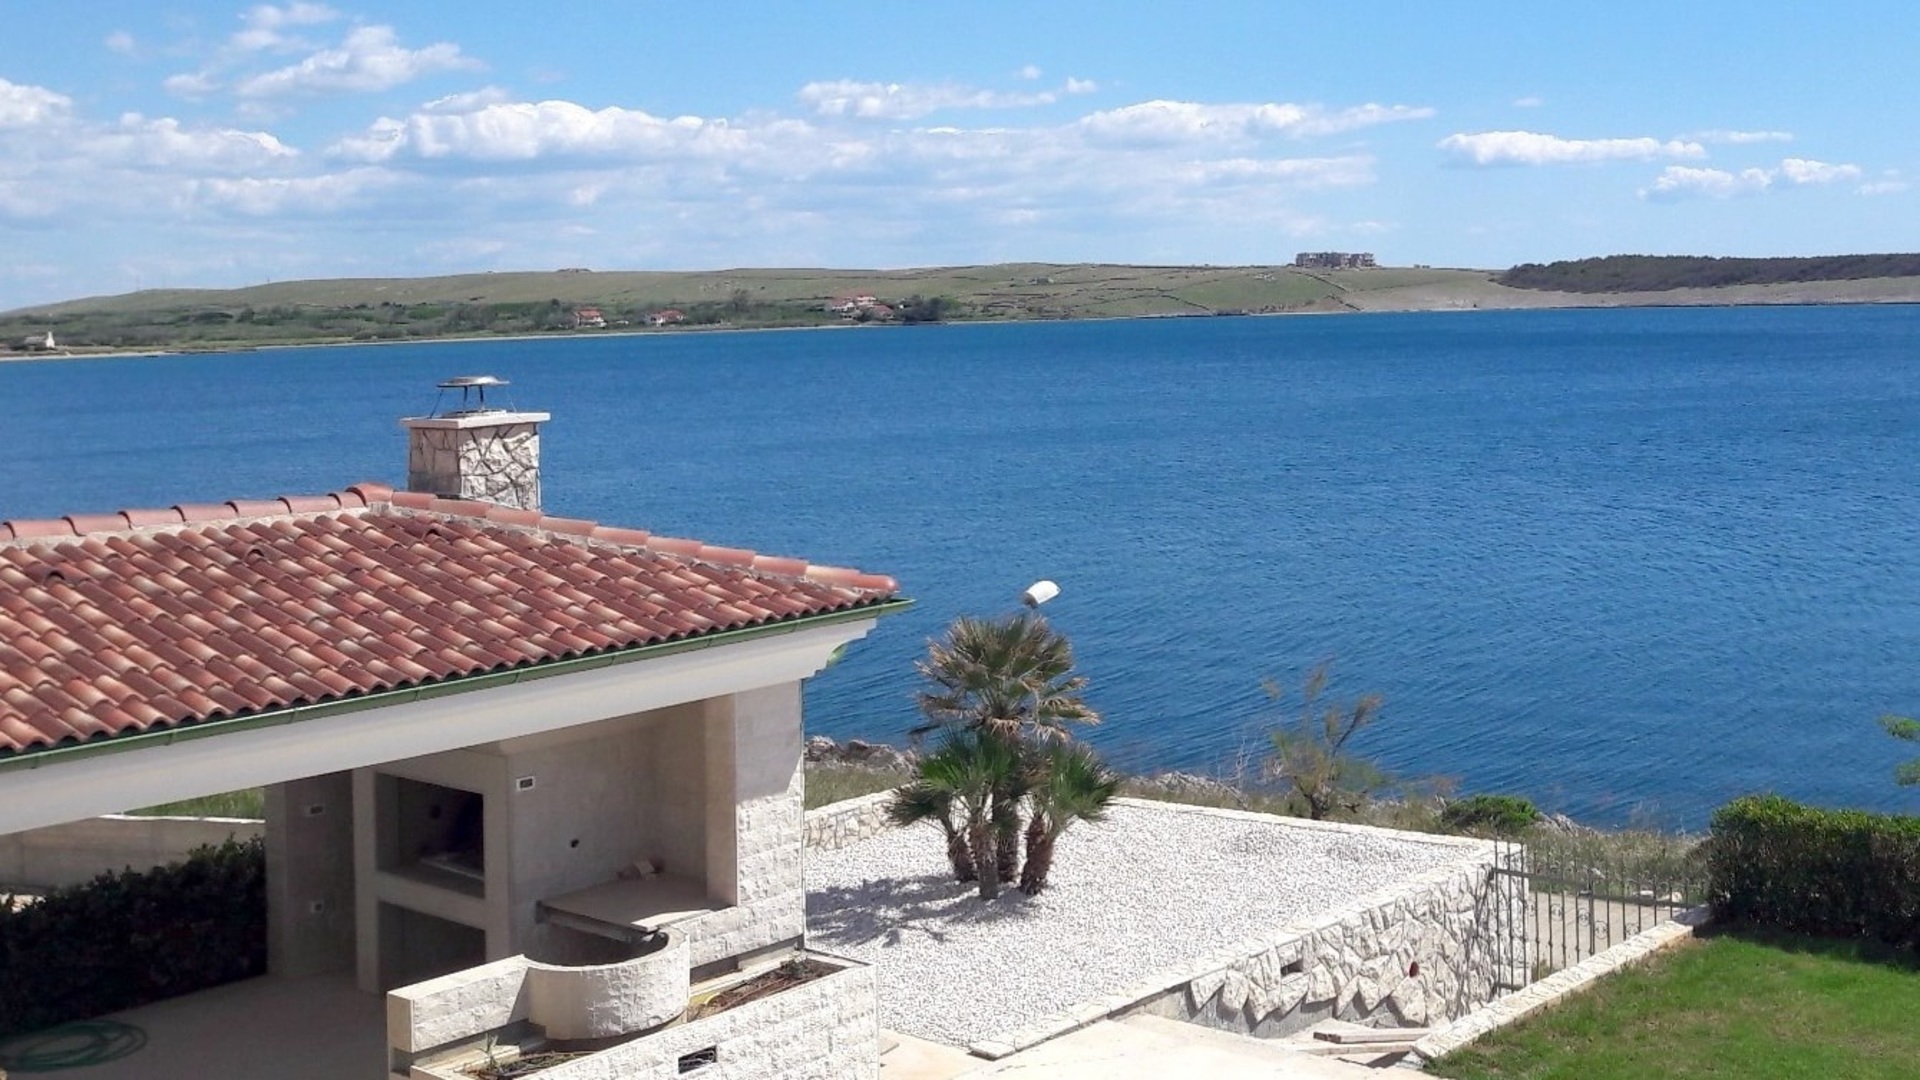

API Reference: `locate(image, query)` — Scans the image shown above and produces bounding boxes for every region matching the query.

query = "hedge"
[0,837,266,1037]
[1707,794,1920,948]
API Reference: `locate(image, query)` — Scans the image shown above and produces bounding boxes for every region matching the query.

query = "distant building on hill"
[1294,252,1377,270]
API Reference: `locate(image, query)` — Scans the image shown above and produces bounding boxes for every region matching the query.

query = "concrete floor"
[880,1016,1385,1080]
[16,974,1387,1080]
[4,975,386,1080]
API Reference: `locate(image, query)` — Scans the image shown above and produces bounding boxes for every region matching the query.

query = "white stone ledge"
[1410,905,1712,1064]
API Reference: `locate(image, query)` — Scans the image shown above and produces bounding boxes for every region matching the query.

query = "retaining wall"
[969,808,1525,1058]
[0,814,262,891]
[802,790,894,852]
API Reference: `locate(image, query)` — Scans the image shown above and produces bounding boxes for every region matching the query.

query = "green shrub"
[1439,793,1542,836]
[0,837,266,1037]
[1707,794,1920,948]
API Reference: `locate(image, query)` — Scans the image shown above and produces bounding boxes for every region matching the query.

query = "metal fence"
[1486,832,1707,991]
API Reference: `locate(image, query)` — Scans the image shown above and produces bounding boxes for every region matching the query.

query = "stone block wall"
[537,959,877,1080]
[802,791,895,853]
[395,954,877,1080]
[404,420,543,510]
[1118,838,1522,1040]
[685,686,807,971]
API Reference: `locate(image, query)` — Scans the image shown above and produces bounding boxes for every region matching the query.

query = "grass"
[803,762,907,810]
[126,789,266,818]
[1427,928,1920,1080]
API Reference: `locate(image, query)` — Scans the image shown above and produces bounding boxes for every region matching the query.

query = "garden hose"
[0,1021,147,1072]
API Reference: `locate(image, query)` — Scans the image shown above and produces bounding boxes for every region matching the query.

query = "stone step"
[1116,1014,1386,1076]
[1307,1018,1432,1045]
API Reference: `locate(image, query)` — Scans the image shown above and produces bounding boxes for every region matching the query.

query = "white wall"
[0,814,261,892]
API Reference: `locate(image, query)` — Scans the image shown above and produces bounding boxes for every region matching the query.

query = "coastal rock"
[805,736,914,772]
[1128,771,1248,807]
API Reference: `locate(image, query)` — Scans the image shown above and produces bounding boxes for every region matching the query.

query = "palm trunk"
[969,817,1000,900]
[1019,813,1051,894]
[944,823,976,882]
[1020,833,1056,895]
[995,816,1022,884]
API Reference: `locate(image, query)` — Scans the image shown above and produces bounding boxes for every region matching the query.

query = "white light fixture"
[1021,580,1060,608]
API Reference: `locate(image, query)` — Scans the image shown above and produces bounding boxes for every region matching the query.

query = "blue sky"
[2,1,1915,308]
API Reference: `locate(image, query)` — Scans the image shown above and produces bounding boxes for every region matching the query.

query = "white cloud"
[1439,130,1705,165]
[0,78,72,128]
[163,72,221,99]
[105,31,137,55]
[82,113,299,170]
[237,25,480,97]
[1640,157,1862,200]
[1512,96,1544,108]
[1778,157,1860,185]
[421,86,512,113]
[233,2,340,52]
[1018,64,1042,81]
[1860,174,1909,196]
[1687,129,1793,145]
[797,79,1058,119]
[1065,77,1098,95]
[1641,165,1773,200]
[1081,100,1431,144]
[191,167,397,215]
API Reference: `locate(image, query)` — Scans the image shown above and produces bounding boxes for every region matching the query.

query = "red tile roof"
[0,483,900,758]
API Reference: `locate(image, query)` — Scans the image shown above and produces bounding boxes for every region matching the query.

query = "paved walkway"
[881,1016,1388,1080]
[1,975,383,1080]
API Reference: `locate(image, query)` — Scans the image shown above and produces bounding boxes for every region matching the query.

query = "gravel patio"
[805,798,1484,1048]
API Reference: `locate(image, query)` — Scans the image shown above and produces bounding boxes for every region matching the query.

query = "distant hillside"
[7,260,1920,356]
[0,264,1495,353]
[1499,254,1920,293]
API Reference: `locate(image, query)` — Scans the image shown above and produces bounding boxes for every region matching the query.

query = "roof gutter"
[0,598,912,776]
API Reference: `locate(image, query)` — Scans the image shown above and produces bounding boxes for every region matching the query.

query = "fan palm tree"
[910,611,1100,887]
[912,611,1100,743]
[885,779,975,882]
[892,730,1023,899]
[1019,743,1122,895]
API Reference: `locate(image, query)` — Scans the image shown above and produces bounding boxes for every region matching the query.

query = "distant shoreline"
[6,273,1920,365]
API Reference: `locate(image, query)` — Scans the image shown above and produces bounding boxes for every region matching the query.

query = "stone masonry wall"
[534,960,878,1080]
[803,791,894,853]
[406,423,542,510]
[1120,844,1523,1040]
[684,686,807,971]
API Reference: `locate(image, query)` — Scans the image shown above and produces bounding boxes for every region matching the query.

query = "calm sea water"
[4,306,1918,826]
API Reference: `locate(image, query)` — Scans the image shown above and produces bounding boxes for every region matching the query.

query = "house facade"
[0,388,904,1075]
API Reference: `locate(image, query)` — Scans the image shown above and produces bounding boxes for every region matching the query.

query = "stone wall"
[1110,838,1523,1042]
[395,953,877,1080]
[538,959,877,1080]
[404,419,543,510]
[802,791,895,853]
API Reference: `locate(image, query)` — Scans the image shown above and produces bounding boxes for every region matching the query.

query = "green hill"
[0,264,1493,352]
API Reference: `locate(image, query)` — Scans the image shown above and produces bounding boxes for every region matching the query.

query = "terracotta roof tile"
[0,484,900,757]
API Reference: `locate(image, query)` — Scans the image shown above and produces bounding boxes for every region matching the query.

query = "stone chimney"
[400,376,551,511]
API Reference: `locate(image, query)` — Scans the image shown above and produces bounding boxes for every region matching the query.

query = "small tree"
[1883,714,1920,786]
[1262,661,1390,821]
[897,612,1103,896]
[1019,743,1120,895]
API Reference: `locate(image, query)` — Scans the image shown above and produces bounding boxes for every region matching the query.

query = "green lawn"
[1428,929,1920,1080]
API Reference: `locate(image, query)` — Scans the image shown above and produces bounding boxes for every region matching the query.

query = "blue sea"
[4,306,1918,827]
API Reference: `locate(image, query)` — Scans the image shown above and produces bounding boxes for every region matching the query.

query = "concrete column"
[702,696,740,906]
[265,772,356,978]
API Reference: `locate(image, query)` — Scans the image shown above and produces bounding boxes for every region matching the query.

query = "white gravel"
[803,800,1476,1047]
